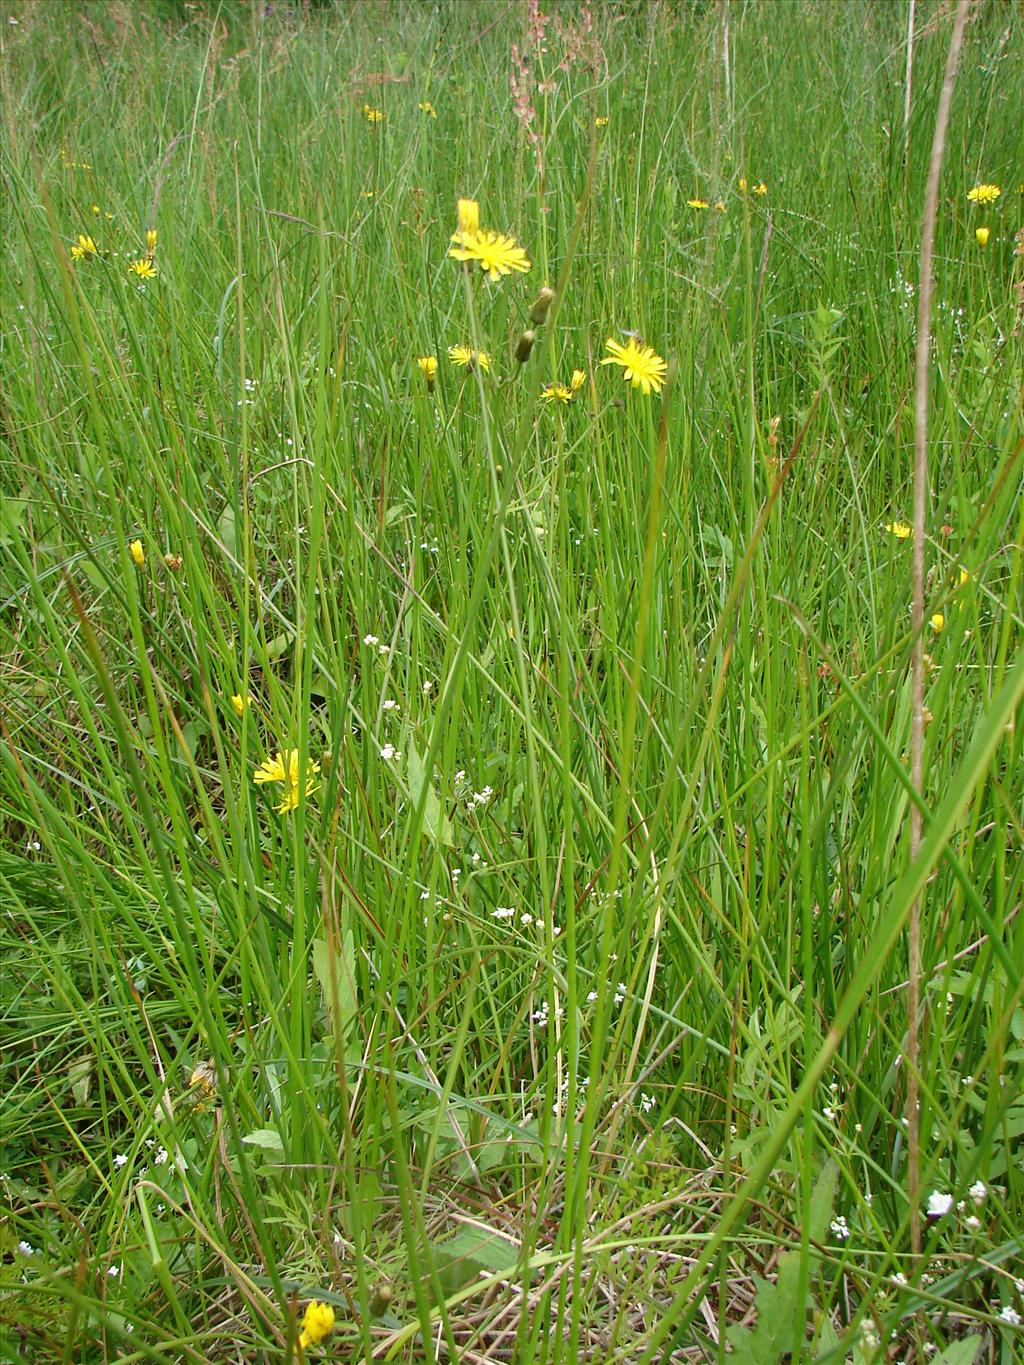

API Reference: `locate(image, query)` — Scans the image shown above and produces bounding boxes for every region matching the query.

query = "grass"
[0,0,1021,1360]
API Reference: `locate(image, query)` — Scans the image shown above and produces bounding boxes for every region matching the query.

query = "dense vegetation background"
[1,0,1021,1360]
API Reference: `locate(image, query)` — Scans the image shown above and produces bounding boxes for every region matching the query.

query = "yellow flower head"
[455,198,480,236]
[929,613,944,635]
[884,521,913,540]
[298,1300,336,1351]
[253,749,320,815]
[230,693,250,718]
[129,539,145,567]
[754,181,768,196]
[129,257,157,279]
[600,335,668,396]
[975,226,990,247]
[687,198,709,210]
[362,104,385,123]
[739,178,748,193]
[448,345,490,373]
[570,368,587,392]
[449,228,531,281]
[966,183,1000,205]
[146,228,158,254]
[70,234,97,260]
[417,355,438,388]
[418,101,437,118]
[594,116,609,127]
[714,199,727,212]
[541,383,573,404]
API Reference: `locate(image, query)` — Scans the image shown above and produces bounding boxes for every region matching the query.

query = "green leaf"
[807,1158,837,1246]
[407,740,452,847]
[217,503,237,559]
[725,1250,803,1365]
[241,1127,283,1153]
[432,1224,520,1297]
[312,932,358,1034]
[927,1338,982,1365]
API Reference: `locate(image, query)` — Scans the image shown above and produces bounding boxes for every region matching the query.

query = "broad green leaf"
[432,1224,520,1297]
[240,1127,283,1153]
[407,740,452,847]
[312,932,358,1035]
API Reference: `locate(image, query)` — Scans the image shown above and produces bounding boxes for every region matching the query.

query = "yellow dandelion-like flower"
[129,257,157,279]
[362,104,385,123]
[754,181,768,196]
[570,368,587,392]
[594,116,609,127]
[253,749,320,815]
[541,383,573,404]
[146,228,157,254]
[454,198,479,237]
[129,539,145,567]
[975,226,990,247]
[687,197,709,210]
[884,521,913,539]
[418,101,437,118]
[966,183,1000,205]
[739,178,748,193]
[600,335,668,396]
[417,355,438,390]
[70,234,97,260]
[298,1300,335,1352]
[449,228,532,281]
[449,345,490,373]
[929,613,944,634]
[230,693,250,718]
[714,199,726,212]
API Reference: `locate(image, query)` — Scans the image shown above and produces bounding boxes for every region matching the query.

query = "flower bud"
[515,329,536,364]
[529,286,555,326]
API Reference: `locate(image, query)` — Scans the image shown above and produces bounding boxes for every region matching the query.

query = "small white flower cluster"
[17,1240,36,1256]
[613,982,628,1006]
[466,785,493,811]
[639,1092,656,1114]
[925,1191,954,1218]
[829,1215,851,1241]
[362,633,390,655]
[998,1306,1021,1326]
[379,743,400,761]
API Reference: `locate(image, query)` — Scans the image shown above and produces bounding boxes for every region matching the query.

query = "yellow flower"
[454,198,480,237]
[230,693,250,718]
[885,521,913,539]
[966,183,1000,204]
[600,335,668,396]
[129,539,145,567]
[739,178,748,193]
[129,257,157,279]
[146,228,157,254]
[449,345,490,373]
[362,104,385,123]
[570,368,587,391]
[70,234,97,260]
[189,1060,217,1103]
[929,613,944,634]
[418,101,437,118]
[449,228,531,281]
[687,198,709,210]
[541,383,573,404]
[417,355,438,389]
[754,181,767,195]
[253,750,320,815]
[714,199,726,212]
[298,1300,335,1351]
[594,116,609,127]
[957,567,970,588]
[975,226,990,247]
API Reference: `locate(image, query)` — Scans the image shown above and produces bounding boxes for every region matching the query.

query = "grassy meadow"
[1,0,1022,1359]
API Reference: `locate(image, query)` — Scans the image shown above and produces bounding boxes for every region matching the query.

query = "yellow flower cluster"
[298,1300,335,1352]
[253,750,321,814]
[966,183,1000,204]
[542,370,587,404]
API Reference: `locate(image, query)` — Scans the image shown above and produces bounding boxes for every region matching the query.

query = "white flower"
[520,913,533,926]
[153,1146,168,1166]
[379,744,399,761]
[998,1307,1022,1326]
[613,982,627,1005]
[968,1180,986,1205]
[419,889,430,900]
[639,1092,655,1113]
[107,1264,121,1278]
[925,1191,954,1218]
[362,634,379,646]
[965,1215,981,1230]
[113,1153,128,1169]
[382,699,398,712]
[823,1106,837,1121]
[491,907,516,920]
[829,1215,850,1241]
[17,1240,35,1256]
